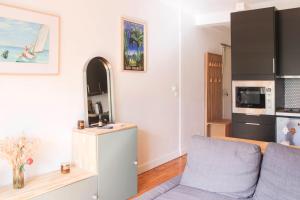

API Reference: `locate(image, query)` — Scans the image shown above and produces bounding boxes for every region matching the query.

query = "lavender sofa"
[135,136,300,200]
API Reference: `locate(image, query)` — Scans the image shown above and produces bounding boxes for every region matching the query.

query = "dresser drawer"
[232,113,275,125]
[232,121,275,142]
[32,176,97,200]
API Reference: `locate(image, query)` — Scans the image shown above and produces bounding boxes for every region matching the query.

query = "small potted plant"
[0,135,38,189]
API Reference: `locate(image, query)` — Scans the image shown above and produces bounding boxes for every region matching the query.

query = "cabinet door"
[231,7,276,80]
[98,128,137,200]
[231,114,275,142]
[32,176,98,200]
[277,8,300,76]
[232,122,275,142]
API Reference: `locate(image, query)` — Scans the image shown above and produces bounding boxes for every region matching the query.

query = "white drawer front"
[32,176,98,200]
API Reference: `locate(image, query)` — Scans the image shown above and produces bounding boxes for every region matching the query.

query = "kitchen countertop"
[0,167,96,200]
[276,108,300,117]
[73,122,137,136]
[213,136,300,153]
[276,111,300,117]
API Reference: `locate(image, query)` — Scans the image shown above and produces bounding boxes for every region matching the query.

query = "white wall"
[180,11,230,153]
[250,0,300,10]
[0,0,180,186]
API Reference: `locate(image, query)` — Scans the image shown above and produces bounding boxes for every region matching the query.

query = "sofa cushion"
[156,185,252,200]
[180,136,261,199]
[254,143,300,200]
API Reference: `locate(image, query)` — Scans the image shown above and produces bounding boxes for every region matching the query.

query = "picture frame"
[121,17,147,72]
[0,3,60,75]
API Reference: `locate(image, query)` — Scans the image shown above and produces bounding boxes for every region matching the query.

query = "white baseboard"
[138,150,181,174]
[180,145,188,155]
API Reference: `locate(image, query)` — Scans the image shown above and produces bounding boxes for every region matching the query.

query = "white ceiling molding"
[250,0,300,10]
[195,11,231,26]
[235,2,249,11]
[195,0,300,26]
[195,1,249,26]
[160,0,181,10]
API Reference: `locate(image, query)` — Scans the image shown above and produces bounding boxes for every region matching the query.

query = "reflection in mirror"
[84,57,114,126]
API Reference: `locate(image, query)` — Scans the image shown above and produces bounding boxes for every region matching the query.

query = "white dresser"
[72,123,138,200]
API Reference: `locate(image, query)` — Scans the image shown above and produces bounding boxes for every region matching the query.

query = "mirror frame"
[83,57,115,126]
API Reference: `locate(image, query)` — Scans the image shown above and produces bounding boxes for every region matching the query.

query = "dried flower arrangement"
[0,135,38,189]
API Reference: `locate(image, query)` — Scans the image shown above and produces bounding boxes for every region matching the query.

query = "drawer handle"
[245,113,261,116]
[133,161,138,165]
[245,122,260,126]
[92,194,98,200]
[273,58,276,74]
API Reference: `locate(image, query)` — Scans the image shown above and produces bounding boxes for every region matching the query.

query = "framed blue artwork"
[121,17,147,72]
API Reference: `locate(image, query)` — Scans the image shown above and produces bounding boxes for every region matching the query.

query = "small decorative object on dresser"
[121,17,147,72]
[77,120,85,129]
[60,162,71,174]
[0,135,38,189]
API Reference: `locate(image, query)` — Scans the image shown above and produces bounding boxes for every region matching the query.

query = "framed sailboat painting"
[0,4,60,75]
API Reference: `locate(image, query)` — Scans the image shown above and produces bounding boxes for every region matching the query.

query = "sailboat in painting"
[17,25,49,63]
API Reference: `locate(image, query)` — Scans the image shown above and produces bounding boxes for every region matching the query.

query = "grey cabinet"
[72,124,138,200]
[231,7,276,80]
[97,128,137,200]
[32,176,98,200]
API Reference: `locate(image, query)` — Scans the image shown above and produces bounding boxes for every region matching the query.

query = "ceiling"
[181,0,300,15]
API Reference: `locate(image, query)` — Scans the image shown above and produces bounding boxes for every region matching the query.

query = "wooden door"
[205,53,223,126]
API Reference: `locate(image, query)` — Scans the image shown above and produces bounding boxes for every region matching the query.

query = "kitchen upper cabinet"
[231,7,276,80]
[277,8,300,76]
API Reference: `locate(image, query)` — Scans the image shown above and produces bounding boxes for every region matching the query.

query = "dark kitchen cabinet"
[231,113,275,142]
[277,8,300,76]
[231,7,276,80]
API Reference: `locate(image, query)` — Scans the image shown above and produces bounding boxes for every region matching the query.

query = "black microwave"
[236,87,266,108]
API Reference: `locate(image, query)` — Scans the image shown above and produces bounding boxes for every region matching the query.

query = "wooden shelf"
[207,119,231,125]
[0,167,96,200]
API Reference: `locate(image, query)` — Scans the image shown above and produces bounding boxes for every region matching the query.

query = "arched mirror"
[84,57,114,126]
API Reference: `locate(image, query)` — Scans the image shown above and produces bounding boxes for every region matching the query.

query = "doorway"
[205,44,232,137]
[222,44,232,119]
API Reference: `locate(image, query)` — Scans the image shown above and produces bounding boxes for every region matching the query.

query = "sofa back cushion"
[180,136,261,199]
[254,143,300,200]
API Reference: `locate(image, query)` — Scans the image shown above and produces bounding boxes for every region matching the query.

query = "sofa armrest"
[133,175,182,200]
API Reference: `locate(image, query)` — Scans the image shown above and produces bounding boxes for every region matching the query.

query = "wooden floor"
[130,155,187,199]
